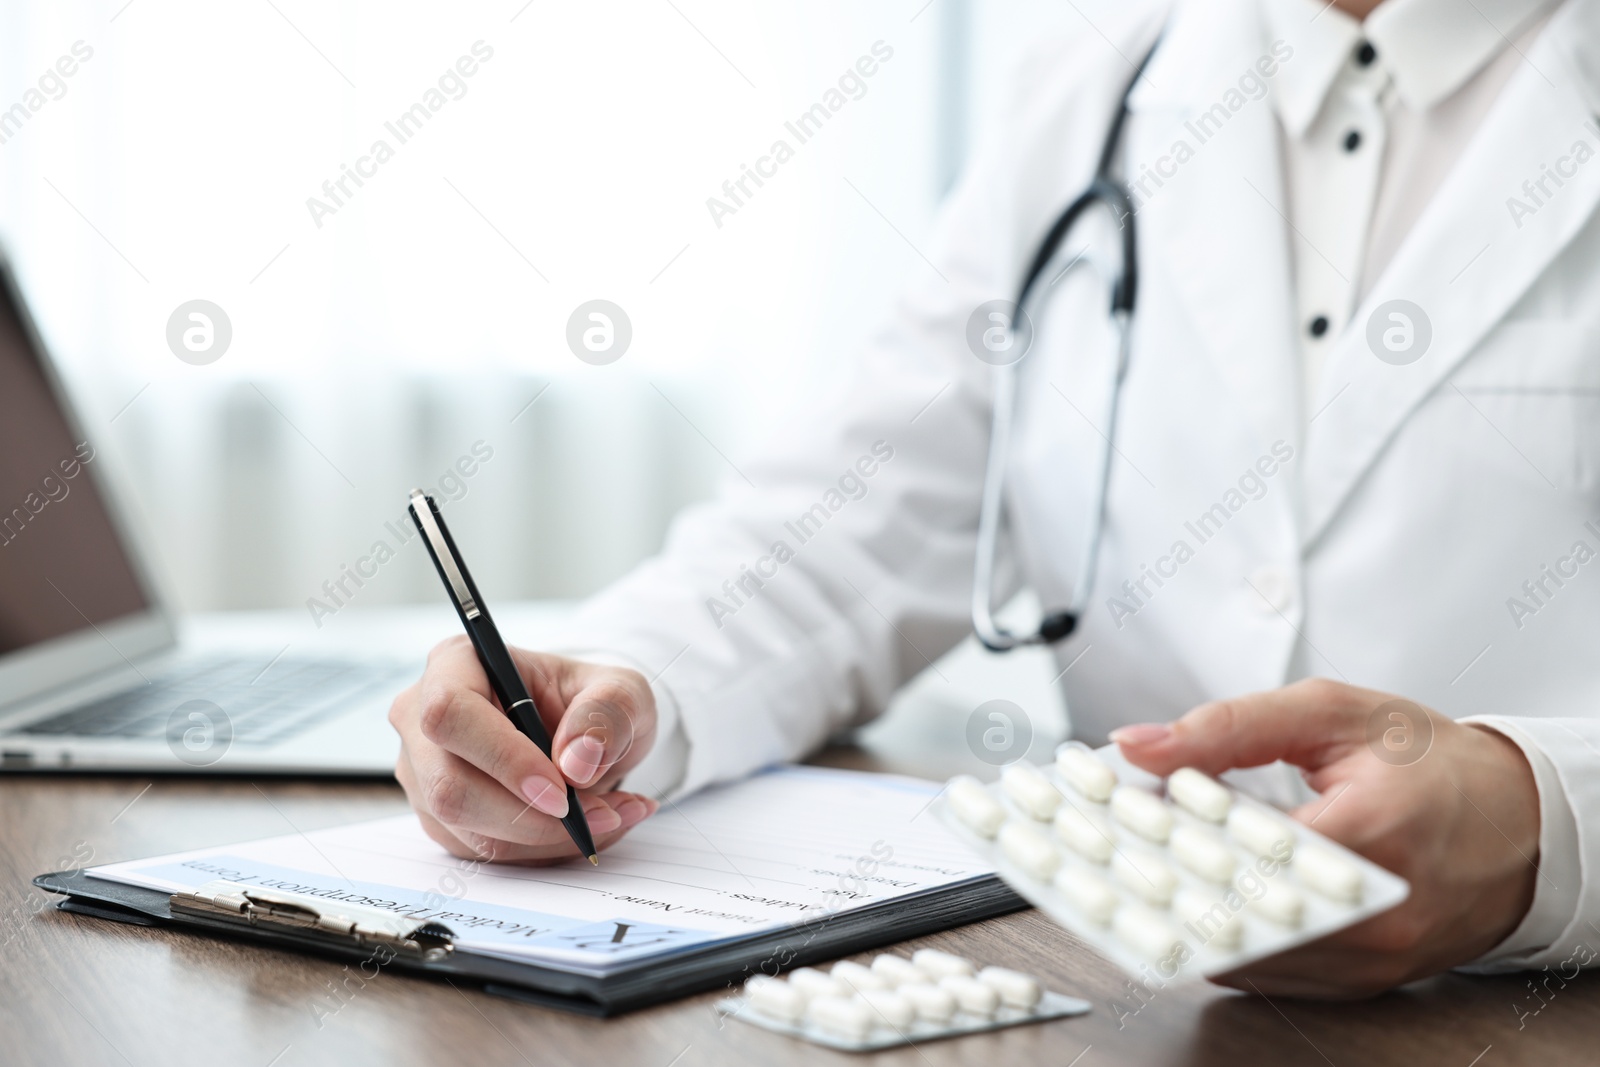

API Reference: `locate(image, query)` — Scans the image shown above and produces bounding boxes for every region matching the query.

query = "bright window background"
[0,0,1109,614]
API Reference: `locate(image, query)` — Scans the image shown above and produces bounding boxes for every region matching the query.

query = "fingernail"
[642,798,660,817]
[614,798,646,827]
[1110,723,1172,745]
[586,804,622,834]
[522,777,569,818]
[559,735,606,784]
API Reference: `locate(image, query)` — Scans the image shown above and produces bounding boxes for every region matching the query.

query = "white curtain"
[0,0,956,612]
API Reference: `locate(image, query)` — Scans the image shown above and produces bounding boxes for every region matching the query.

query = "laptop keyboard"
[15,656,408,746]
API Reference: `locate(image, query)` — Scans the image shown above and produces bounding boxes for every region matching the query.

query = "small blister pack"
[934,743,1410,981]
[716,949,1091,1052]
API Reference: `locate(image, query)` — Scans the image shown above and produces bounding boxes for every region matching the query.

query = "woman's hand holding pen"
[389,635,660,864]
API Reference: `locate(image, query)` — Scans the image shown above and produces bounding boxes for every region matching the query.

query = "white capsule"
[1227,804,1295,860]
[900,982,958,1022]
[1295,843,1364,903]
[912,948,975,979]
[1246,877,1304,927]
[1054,802,1115,864]
[807,994,873,1040]
[940,777,1004,844]
[1056,746,1116,802]
[870,954,930,986]
[1172,888,1243,951]
[744,975,806,1022]
[999,819,1062,881]
[857,987,914,1029]
[1170,824,1236,885]
[1112,903,1183,960]
[1110,786,1173,843]
[978,965,1042,1009]
[939,974,1000,1016]
[831,959,890,993]
[947,775,1007,838]
[1054,866,1120,925]
[1001,762,1061,820]
[1167,767,1232,823]
[788,966,849,1000]
[1112,848,1178,906]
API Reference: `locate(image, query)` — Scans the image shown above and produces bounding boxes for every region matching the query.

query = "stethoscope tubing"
[970,41,1158,653]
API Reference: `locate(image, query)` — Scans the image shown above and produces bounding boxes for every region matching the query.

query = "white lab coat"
[561,0,1600,970]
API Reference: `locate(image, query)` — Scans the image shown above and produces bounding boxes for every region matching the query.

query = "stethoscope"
[972,40,1159,653]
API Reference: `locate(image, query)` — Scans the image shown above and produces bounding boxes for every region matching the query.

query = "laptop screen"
[0,277,150,655]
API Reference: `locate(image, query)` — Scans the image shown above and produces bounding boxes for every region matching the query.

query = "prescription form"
[84,766,995,977]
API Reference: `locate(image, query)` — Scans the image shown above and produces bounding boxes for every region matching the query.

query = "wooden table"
[4,750,1595,1067]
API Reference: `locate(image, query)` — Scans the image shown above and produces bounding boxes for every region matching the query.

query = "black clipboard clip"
[170,880,456,961]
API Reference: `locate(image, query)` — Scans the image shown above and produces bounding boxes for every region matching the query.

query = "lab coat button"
[1247,566,1295,614]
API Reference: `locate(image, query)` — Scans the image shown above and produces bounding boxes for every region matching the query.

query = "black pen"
[407,489,599,864]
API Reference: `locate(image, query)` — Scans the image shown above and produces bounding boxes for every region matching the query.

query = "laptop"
[0,252,407,775]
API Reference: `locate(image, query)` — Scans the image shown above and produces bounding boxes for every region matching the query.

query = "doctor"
[388,0,1600,996]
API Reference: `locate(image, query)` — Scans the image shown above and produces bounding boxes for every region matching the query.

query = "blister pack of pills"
[716,949,1091,1051]
[934,743,1410,980]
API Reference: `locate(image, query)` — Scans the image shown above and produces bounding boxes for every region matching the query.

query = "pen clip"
[408,489,481,620]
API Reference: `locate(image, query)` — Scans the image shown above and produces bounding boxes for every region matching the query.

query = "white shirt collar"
[1260,0,1564,137]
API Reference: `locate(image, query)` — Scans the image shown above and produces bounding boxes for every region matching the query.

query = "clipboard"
[35,857,1025,1016]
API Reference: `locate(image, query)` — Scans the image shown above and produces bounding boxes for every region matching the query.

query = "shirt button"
[1247,566,1296,614]
[1308,315,1329,337]
[1355,41,1377,67]
[1343,129,1362,152]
